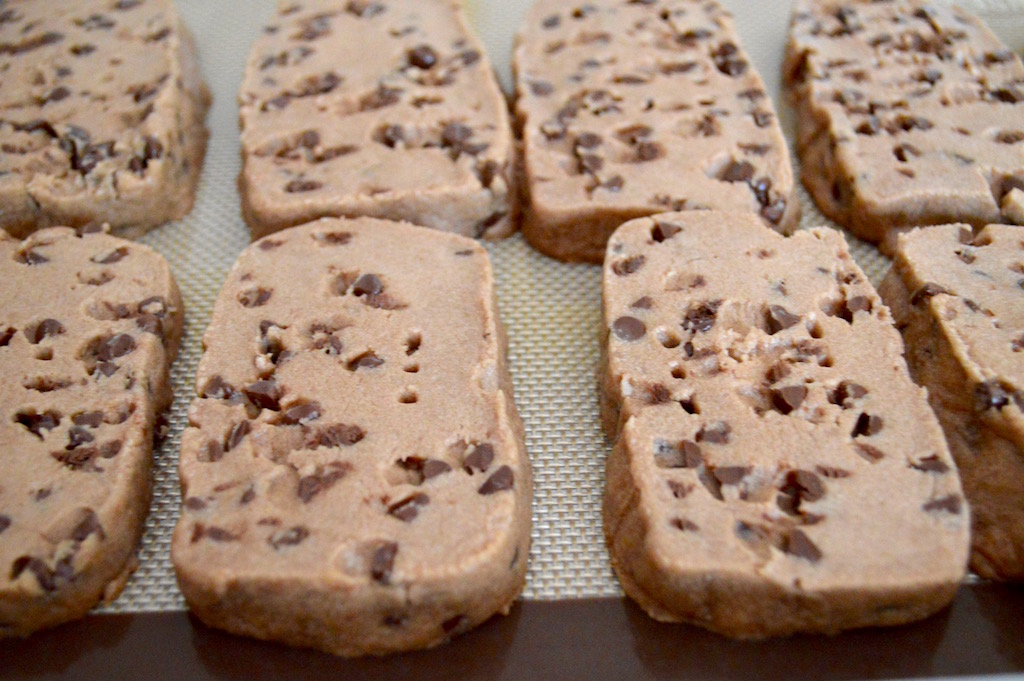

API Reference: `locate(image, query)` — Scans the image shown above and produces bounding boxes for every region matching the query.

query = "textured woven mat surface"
[98,0,1024,612]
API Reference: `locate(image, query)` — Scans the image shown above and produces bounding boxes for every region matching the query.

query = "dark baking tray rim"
[3,585,1023,680]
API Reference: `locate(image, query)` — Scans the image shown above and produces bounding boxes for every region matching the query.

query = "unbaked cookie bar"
[880,224,1024,581]
[239,0,516,241]
[784,0,1024,250]
[515,0,798,263]
[0,0,210,238]
[0,227,183,637]
[172,217,531,656]
[602,211,969,637]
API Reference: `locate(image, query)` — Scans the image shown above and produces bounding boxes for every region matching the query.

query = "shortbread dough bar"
[602,211,969,637]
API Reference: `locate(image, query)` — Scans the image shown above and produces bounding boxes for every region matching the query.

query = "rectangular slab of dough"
[238,0,516,241]
[0,0,211,238]
[880,224,1024,581]
[601,211,969,638]
[784,0,1024,251]
[0,227,183,637]
[172,217,531,656]
[514,0,799,263]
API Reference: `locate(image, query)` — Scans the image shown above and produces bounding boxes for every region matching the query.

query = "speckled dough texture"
[171,218,531,657]
[0,227,183,637]
[514,0,799,263]
[784,0,1024,251]
[880,224,1024,581]
[0,0,211,238]
[238,0,516,241]
[601,211,969,638]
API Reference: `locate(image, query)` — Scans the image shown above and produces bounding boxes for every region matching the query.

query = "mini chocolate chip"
[200,440,224,463]
[542,14,560,28]
[135,314,163,337]
[974,380,1016,411]
[671,518,699,532]
[66,426,94,450]
[631,296,653,309]
[238,287,272,307]
[240,486,256,505]
[98,334,135,361]
[72,411,103,428]
[654,439,702,469]
[681,301,721,334]
[423,459,452,479]
[852,412,883,437]
[345,0,385,17]
[910,282,952,305]
[478,465,514,495]
[530,81,554,96]
[464,443,495,473]
[16,248,49,265]
[612,255,646,276]
[243,381,281,411]
[408,45,438,69]
[766,305,800,334]
[285,179,322,193]
[184,497,207,511]
[772,385,808,415]
[347,351,384,371]
[854,442,886,463]
[371,542,399,584]
[911,455,950,474]
[388,493,430,522]
[26,319,64,344]
[651,221,682,242]
[711,42,747,76]
[281,402,321,425]
[378,124,404,148]
[352,273,383,296]
[714,466,750,485]
[305,424,364,449]
[269,526,310,550]
[697,422,730,444]
[612,316,646,341]
[16,410,61,438]
[829,381,867,407]
[719,160,754,183]
[786,529,822,562]
[923,495,962,514]
[0,515,10,535]
[225,421,251,452]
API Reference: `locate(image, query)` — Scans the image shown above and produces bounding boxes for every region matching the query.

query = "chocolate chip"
[423,459,452,479]
[285,179,322,193]
[225,421,251,452]
[16,410,61,438]
[829,381,868,407]
[197,525,238,543]
[41,86,71,106]
[851,412,883,437]
[0,515,10,535]
[714,466,750,485]
[243,381,281,411]
[199,440,224,463]
[269,526,310,550]
[464,443,495,473]
[718,160,755,183]
[304,424,364,449]
[136,314,163,337]
[0,31,64,56]
[854,442,885,463]
[681,301,721,334]
[184,497,207,511]
[772,385,808,415]
[530,81,554,96]
[778,469,826,516]
[697,422,731,445]
[72,411,103,428]
[408,44,438,69]
[352,273,383,296]
[388,493,430,522]
[347,351,384,371]
[785,529,822,563]
[66,426,94,450]
[671,518,699,532]
[377,124,404,148]
[371,542,398,584]
[974,380,1017,411]
[298,463,351,502]
[16,248,49,265]
[712,42,747,76]
[923,495,962,514]
[359,85,402,111]
[281,402,321,425]
[766,305,800,334]
[26,318,64,344]
[94,335,134,365]
[478,465,514,495]
[612,316,646,341]
[997,131,1024,145]
[238,287,272,307]
[911,455,950,474]
[542,14,560,28]
[345,0,385,17]
[612,255,646,276]
[654,439,701,469]
[651,221,682,242]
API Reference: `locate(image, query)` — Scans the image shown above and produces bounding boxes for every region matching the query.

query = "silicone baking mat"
[98,0,1024,613]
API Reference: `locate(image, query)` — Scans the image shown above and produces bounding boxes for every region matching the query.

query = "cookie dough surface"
[172,217,531,657]
[515,0,798,263]
[0,227,183,637]
[0,0,211,238]
[785,0,1024,249]
[880,224,1024,580]
[602,211,969,637]
[238,0,516,241]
